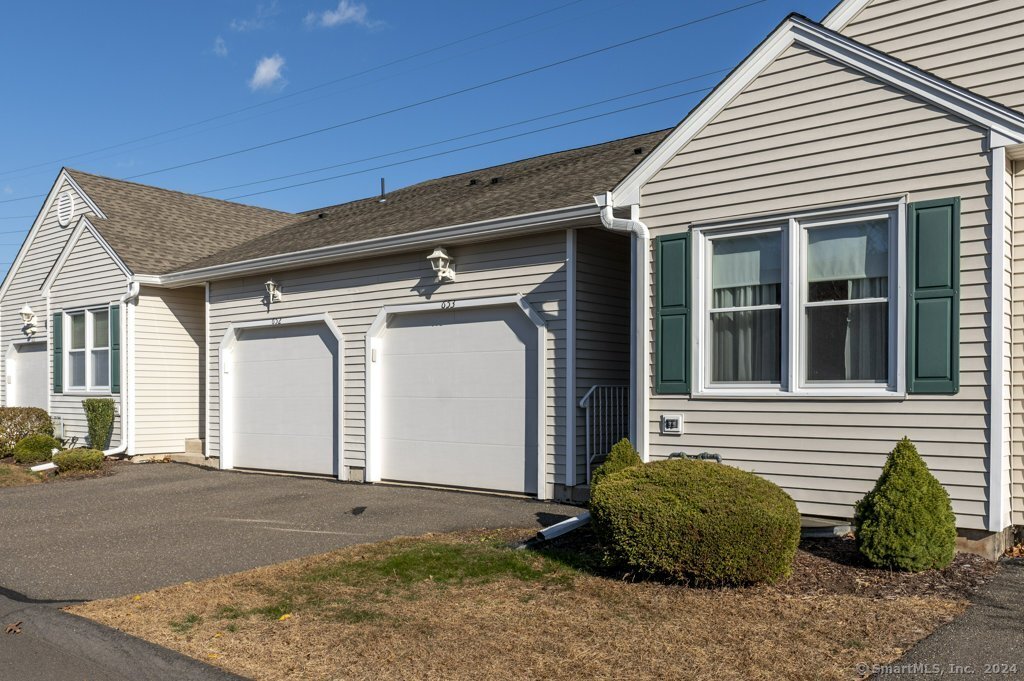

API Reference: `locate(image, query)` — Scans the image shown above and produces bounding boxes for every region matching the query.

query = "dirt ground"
[69,529,997,681]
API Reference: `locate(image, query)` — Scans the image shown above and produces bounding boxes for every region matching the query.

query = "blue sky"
[0,0,836,273]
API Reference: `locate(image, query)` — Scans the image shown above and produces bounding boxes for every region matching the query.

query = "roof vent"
[633,147,644,155]
[318,212,327,219]
[56,191,75,227]
[490,177,502,185]
[468,178,478,186]
[379,177,387,203]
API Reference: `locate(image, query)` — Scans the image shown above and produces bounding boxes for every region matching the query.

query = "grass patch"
[168,613,201,633]
[0,463,41,488]
[70,530,987,681]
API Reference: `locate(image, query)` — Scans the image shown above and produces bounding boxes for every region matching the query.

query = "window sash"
[691,204,901,396]
[65,308,111,392]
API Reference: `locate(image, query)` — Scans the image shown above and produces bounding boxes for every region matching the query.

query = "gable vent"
[56,191,75,227]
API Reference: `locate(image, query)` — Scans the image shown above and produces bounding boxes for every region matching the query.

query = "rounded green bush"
[0,407,54,457]
[590,459,801,586]
[12,433,60,465]
[854,437,957,572]
[590,438,642,488]
[53,449,104,473]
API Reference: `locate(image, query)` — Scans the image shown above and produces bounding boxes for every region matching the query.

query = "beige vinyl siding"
[639,43,993,529]
[841,0,1024,113]
[48,227,128,446]
[573,227,631,482]
[1012,161,1024,525]
[0,179,85,407]
[134,286,204,455]
[207,230,570,495]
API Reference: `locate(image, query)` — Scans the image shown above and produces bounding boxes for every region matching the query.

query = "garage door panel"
[11,343,47,409]
[233,433,334,475]
[380,306,539,495]
[381,438,538,494]
[230,322,338,477]
[383,351,528,399]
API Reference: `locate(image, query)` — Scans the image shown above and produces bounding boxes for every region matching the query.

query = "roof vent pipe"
[379,177,387,203]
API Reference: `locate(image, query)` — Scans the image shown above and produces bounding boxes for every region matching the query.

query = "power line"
[0,215,32,220]
[0,0,590,180]
[226,86,709,200]
[123,0,765,181]
[199,70,726,196]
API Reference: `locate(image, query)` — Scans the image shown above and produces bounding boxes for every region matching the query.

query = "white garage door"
[380,306,539,495]
[10,342,48,409]
[229,323,338,476]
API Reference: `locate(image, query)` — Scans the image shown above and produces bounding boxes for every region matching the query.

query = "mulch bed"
[0,455,123,484]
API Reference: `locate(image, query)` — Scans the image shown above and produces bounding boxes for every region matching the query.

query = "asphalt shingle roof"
[65,170,299,275]
[67,128,670,275]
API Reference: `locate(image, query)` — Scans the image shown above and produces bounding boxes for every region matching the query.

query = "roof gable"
[609,14,1024,206]
[41,215,130,295]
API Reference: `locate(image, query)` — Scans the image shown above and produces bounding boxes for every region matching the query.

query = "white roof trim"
[40,215,132,295]
[0,169,107,300]
[608,15,1024,206]
[821,0,871,30]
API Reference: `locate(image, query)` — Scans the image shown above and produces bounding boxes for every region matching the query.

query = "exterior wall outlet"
[660,414,683,435]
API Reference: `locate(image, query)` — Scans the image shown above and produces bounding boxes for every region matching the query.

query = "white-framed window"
[65,308,111,392]
[693,200,905,398]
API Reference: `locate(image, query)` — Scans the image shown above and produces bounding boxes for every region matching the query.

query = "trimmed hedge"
[82,398,115,450]
[53,449,104,473]
[590,459,801,586]
[854,437,957,572]
[13,434,60,465]
[590,438,642,488]
[0,407,53,458]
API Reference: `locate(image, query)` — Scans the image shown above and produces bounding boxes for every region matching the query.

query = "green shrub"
[12,434,60,465]
[591,438,642,488]
[82,399,115,450]
[0,407,53,457]
[854,437,957,572]
[590,459,801,586]
[53,448,104,472]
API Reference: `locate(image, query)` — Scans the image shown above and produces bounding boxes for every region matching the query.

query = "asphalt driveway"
[0,462,577,602]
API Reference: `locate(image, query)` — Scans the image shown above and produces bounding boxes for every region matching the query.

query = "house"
[2,0,1021,555]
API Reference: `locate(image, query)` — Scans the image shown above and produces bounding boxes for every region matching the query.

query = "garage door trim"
[219,312,345,478]
[365,294,548,500]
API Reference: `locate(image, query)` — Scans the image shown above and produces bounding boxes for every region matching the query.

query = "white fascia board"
[609,16,1024,207]
[821,0,871,30]
[153,203,598,287]
[0,169,101,300]
[39,215,132,295]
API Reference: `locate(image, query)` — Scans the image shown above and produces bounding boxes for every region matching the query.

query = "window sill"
[690,389,907,401]
[60,390,115,397]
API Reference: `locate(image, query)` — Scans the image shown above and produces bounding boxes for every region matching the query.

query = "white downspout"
[103,281,139,457]
[596,192,650,461]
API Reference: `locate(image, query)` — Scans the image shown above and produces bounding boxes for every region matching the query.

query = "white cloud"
[249,54,286,91]
[213,35,228,57]
[304,1,378,28]
[231,1,279,32]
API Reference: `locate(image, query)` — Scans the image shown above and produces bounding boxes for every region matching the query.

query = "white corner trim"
[821,0,871,30]
[39,216,132,295]
[364,293,549,500]
[218,313,345,479]
[988,145,1011,532]
[610,16,1024,206]
[565,229,577,487]
[204,282,210,459]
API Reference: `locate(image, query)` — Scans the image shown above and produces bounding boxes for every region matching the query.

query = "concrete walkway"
[875,559,1024,678]
[0,590,244,681]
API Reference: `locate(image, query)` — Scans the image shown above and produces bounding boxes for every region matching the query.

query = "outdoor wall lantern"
[427,246,456,283]
[19,304,37,336]
[264,279,282,304]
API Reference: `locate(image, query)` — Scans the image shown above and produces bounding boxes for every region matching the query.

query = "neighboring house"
[2,0,1021,555]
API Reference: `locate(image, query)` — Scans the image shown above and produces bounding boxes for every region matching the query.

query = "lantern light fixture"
[427,247,456,283]
[19,304,37,336]
[264,279,282,303]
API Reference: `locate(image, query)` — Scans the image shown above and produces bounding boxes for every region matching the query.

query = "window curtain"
[710,233,781,383]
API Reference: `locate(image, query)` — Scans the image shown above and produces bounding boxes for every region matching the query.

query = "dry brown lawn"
[70,529,986,681]
[0,462,42,487]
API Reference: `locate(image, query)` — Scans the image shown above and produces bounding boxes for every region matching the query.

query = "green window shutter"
[109,304,121,395]
[907,197,960,394]
[52,312,63,394]
[655,232,691,394]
